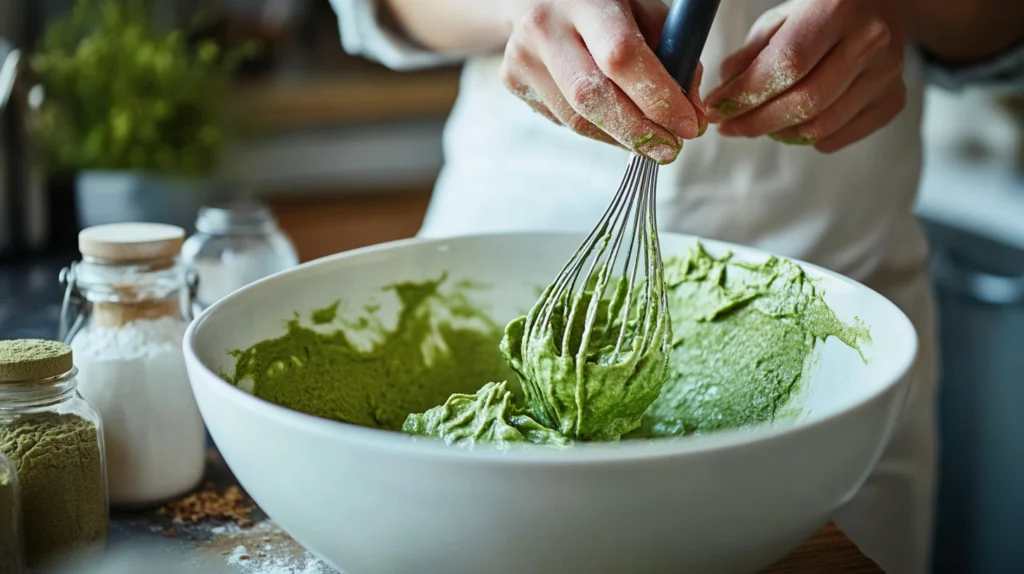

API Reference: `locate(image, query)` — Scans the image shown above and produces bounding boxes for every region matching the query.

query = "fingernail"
[694,104,709,137]
[694,96,708,118]
[708,99,739,122]
[585,116,607,131]
[769,133,815,146]
[636,134,681,164]
[634,131,657,147]
[673,119,699,139]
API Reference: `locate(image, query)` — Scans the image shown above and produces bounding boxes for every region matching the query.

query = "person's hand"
[500,0,708,164]
[705,0,907,154]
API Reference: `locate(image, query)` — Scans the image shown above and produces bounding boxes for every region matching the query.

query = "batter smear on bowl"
[227,244,868,448]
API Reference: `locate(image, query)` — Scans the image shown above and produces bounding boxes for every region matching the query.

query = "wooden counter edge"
[763,523,883,574]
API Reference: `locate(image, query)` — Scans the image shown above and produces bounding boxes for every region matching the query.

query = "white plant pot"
[75,171,227,232]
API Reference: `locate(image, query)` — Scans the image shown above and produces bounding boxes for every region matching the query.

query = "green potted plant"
[32,0,253,230]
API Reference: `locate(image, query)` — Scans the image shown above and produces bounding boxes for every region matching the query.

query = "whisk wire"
[543,156,644,321]
[533,153,665,363]
[651,170,671,355]
[513,150,676,440]
[568,173,640,356]
[612,159,656,354]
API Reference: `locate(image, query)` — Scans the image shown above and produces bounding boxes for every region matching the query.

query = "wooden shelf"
[270,188,432,262]
[233,69,461,131]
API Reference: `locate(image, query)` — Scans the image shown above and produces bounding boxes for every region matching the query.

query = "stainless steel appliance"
[0,36,48,260]
[926,219,1024,574]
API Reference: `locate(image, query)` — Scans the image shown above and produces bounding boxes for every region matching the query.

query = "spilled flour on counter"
[201,521,338,574]
[225,545,330,574]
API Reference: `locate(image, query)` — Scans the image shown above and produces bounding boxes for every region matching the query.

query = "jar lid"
[79,223,185,262]
[195,201,276,235]
[0,339,73,383]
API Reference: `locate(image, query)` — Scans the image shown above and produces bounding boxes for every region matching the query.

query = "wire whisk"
[503,153,673,441]
[501,0,722,440]
[530,153,670,358]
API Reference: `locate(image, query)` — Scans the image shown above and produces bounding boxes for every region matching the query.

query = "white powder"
[204,521,339,574]
[735,53,799,108]
[221,543,337,573]
[192,249,296,311]
[228,545,251,566]
[227,554,335,574]
[72,316,206,507]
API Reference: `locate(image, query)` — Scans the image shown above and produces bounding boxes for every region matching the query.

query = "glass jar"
[0,450,24,574]
[59,223,206,509]
[0,339,108,570]
[181,201,299,313]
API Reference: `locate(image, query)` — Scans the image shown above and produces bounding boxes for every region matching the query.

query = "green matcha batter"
[633,244,868,437]
[228,275,516,431]
[228,244,867,447]
[403,381,571,447]
[501,270,671,441]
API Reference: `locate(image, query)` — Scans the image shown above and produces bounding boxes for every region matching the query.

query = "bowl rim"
[183,230,919,464]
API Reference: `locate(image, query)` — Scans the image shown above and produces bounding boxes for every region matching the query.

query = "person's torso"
[420,0,931,301]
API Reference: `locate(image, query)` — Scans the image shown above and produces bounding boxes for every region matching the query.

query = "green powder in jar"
[0,466,21,573]
[0,413,107,569]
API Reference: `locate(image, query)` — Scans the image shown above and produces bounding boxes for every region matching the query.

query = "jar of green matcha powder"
[0,339,108,569]
[0,450,24,573]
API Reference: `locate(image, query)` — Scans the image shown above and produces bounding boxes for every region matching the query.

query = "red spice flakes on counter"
[158,483,256,528]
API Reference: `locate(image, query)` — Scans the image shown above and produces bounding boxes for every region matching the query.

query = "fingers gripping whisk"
[498,0,718,441]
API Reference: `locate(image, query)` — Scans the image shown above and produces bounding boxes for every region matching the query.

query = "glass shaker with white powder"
[59,223,205,508]
[181,201,298,314]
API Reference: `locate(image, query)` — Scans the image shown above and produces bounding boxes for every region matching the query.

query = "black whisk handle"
[655,0,722,92]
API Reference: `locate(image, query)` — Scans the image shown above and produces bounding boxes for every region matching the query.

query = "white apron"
[337,1,939,572]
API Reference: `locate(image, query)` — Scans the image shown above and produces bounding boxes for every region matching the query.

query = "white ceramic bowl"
[183,232,917,574]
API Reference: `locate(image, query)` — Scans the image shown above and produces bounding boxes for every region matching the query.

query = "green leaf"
[32,0,250,176]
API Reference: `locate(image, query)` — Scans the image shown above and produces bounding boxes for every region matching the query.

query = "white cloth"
[332,1,939,572]
[923,37,1024,91]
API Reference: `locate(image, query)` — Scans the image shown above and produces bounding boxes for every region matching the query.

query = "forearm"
[384,0,520,54]
[906,0,1024,63]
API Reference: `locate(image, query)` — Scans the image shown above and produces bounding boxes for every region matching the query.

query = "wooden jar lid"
[78,223,185,263]
[0,339,73,383]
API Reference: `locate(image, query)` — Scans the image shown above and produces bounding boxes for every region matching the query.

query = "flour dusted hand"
[500,0,707,164]
[706,0,908,153]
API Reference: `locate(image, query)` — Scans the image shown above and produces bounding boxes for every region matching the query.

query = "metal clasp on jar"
[58,263,86,344]
[58,263,201,343]
[185,268,201,320]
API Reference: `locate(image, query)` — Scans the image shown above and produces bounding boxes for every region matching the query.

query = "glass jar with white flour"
[181,202,299,314]
[59,223,205,508]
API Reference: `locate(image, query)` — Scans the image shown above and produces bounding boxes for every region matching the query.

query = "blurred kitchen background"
[1,1,1023,573]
